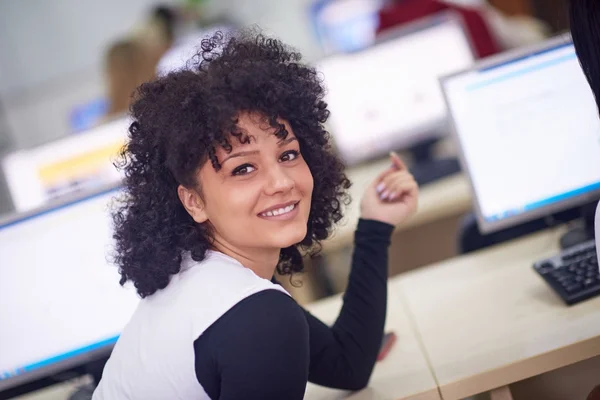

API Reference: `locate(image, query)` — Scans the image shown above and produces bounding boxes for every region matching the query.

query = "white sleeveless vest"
[93,250,289,400]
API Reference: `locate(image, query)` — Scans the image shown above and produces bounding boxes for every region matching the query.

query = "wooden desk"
[12,287,439,400]
[393,228,600,399]
[304,289,441,400]
[323,159,471,254]
[15,229,600,400]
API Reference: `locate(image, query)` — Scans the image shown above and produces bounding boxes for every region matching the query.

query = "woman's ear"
[178,185,208,223]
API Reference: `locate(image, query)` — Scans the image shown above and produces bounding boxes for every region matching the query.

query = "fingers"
[389,151,406,170]
[382,181,418,202]
[380,170,415,191]
[374,153,408,187]
[378,171,417,201]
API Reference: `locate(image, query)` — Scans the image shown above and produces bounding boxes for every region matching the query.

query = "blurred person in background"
[103,39,155,119]
[378,0,549,58]
[134,2,218,62]
[73,3,212,131]
[100,3,215,123]
[104,4,185,120]
[130,5,180,72]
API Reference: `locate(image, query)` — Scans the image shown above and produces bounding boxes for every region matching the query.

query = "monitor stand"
[559,201,597,250]
[407,138,461,186]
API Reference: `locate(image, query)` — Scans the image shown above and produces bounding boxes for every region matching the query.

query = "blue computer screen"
[444,39,600,227]
[0,188,139,388]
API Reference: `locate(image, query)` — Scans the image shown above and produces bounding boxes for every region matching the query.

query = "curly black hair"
[112,30,351,298]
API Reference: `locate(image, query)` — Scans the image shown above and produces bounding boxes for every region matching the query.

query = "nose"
[264,164,295,196]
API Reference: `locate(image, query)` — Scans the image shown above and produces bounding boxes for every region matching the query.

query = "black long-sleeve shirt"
[193,219,394,399]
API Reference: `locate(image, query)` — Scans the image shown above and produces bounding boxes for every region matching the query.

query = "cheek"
[298,162,314,196]
[200,175,262,222]
[209,184,262,217]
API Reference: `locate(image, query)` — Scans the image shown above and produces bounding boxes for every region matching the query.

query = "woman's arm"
[192,219,391,398]
[304,218,393,390]
[194,290,310,400]
[305,152,417,390]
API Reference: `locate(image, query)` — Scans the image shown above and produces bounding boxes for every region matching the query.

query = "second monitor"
[316,12,475,179]
[442,35,600,304]
[443,36,600,235]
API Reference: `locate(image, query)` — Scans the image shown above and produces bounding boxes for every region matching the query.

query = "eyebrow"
[278,137,298,146]
[221,150,260,165]
[221,137,298,165]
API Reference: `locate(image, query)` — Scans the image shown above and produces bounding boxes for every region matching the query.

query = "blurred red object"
[377,0,500,59]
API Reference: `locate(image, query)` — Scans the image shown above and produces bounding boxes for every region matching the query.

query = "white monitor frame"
[316,11,475,166]
[442,34,600,233]
[1,117,129,213]
[0,184,136,391]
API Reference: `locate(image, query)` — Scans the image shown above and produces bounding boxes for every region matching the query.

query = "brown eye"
[280,150,300,162]
[232,164,256,176]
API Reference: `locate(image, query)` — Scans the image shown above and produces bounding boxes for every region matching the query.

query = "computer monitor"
[442,35,600,234]
[1,117,129,213]
[0,187,139,391]
[309,0,383,54]
[316,12,475,165]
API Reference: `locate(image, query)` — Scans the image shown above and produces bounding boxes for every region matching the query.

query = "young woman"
[93,31,418,400]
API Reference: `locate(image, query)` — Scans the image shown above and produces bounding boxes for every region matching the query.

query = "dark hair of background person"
[151,4,177,45]
[112,30,352,298]
[570,0,600,111]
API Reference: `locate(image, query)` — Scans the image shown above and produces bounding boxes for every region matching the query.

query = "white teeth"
[261,203,296,217]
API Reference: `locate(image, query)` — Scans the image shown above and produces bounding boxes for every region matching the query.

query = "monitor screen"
[1,117,129,213]
[316,13,474,165]
[0,189,139,390]
[443,37,600,233]
[309,0,383,54]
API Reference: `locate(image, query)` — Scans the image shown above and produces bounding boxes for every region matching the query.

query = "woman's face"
[184,113,314,254]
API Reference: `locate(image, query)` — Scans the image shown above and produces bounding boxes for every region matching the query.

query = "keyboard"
[534,239,600,305]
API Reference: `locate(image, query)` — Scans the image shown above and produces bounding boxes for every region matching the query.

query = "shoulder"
[205,289,307,335]
[201,289,310,364]
[195,289,309,353]
[175,250,289,297]
[194,289,310,398]
[165,251,290,334]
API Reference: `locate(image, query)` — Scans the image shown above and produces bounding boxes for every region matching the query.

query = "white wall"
[3,72,104,150]
[208,0,323,62]
[0,0,177,150]
[0,0,179,96]
[0,0,494,152]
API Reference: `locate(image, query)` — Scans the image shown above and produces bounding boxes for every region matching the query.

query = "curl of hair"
[112,30,351,298]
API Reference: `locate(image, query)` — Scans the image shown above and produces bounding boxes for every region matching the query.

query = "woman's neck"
[211,237,279,280]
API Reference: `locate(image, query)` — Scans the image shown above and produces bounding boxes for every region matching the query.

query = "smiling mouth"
[259,202,298,217]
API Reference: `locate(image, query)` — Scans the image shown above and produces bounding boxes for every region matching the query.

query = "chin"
[270,222,308,249]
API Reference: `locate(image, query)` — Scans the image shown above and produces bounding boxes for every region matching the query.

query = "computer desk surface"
[13,291,440,400]
[16,228,600,400]
[304,289,441,400]
[323,158,471,254]
[393,227,600,400]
